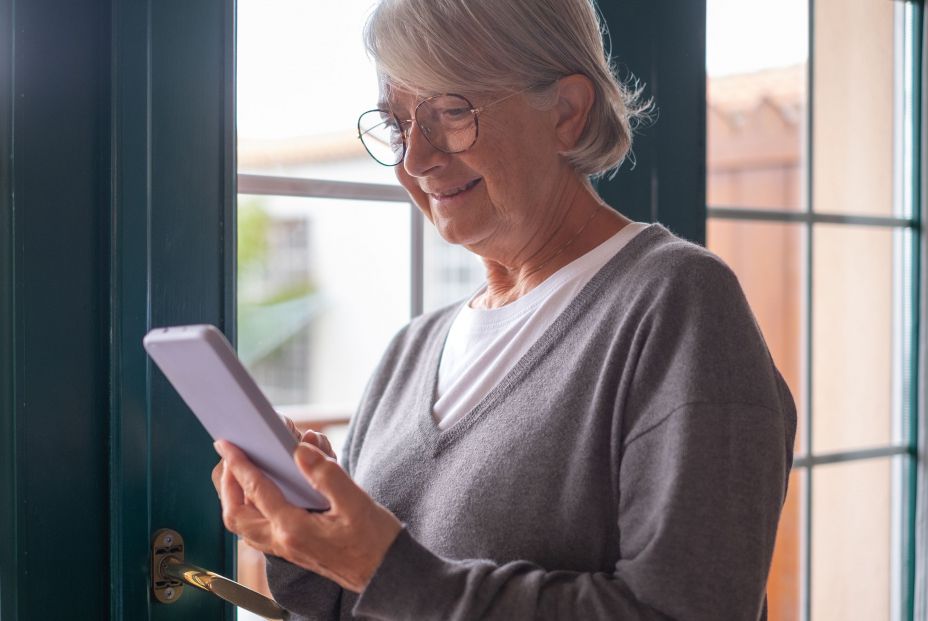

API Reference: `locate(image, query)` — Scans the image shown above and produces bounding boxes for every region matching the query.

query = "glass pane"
[812,0,905,216]
[235,195,408,600]
[707,219,805,454]
[767,469,803,620]
[812,458,893,620]
[812,226,907,454]
[237,538,273,620]
[706,0,808,211]
[237,0,398,185]
[423,220,486,313]
[237,194,411,413]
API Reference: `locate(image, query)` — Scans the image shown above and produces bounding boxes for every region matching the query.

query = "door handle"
[152,528,289,620]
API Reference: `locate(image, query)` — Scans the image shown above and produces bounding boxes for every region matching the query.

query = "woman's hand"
[212,439,403,594]
[211,416,336,502]
[282,416,337,460]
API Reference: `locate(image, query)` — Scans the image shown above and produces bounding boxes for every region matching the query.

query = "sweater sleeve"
[352,399,790,621]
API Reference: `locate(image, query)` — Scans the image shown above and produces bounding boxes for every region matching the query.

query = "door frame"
[1,0,237,618]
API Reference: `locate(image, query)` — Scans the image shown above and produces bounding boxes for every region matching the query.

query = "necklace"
[475,204,603,309]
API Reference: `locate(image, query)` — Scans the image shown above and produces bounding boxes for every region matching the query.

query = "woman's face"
[385,87,569,261]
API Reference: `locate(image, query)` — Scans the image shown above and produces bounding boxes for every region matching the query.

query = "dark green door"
[1,0,238,618]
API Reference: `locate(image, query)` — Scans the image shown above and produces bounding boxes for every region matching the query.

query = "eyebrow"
[377,90,438,115]
[378,100,414,119]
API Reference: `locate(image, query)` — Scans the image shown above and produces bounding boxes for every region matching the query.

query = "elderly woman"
[213,0,797,618]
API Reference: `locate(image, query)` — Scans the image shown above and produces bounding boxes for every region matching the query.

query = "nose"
[402,121,447,178]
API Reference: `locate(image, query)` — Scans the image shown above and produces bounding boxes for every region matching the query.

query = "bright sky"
[237,0,808,140]
[705,0,808,76]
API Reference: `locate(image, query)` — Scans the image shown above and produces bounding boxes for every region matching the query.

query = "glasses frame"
[357,88,533,167]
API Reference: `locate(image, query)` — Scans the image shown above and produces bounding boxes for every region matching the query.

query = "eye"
[441,107,470,120]
[436,107,473,131]
[386,119,406,145]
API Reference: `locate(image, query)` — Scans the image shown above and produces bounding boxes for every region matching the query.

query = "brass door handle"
[152,528,290,620]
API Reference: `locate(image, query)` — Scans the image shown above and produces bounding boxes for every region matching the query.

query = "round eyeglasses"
[357,89,530,167]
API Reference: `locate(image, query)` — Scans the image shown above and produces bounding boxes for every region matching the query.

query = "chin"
[433,219,489,251]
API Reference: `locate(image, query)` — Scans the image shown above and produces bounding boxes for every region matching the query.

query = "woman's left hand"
[213,439,403,593]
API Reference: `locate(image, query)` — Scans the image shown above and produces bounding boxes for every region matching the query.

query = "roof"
[708,63,804,124]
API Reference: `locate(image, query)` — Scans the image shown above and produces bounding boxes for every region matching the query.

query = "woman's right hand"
[282,416,337,460]
[211,415,337,499]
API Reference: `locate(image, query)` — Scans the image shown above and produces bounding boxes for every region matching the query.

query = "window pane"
[767,469,803,621]
[812,225,907,454]
[237,0,397,185]
[423,221,486,313]
[707,219,805,454]
[237,194,411,412]
[812,0,904,216]
[706,0,808,211]
[812,458,893,620]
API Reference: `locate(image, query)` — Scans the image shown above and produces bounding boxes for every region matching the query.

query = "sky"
[237,0,809,141]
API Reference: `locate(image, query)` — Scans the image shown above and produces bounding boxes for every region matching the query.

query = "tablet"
[143,324,330,511]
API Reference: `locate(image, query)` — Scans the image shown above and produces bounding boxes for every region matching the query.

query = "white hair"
[363,0,654,178]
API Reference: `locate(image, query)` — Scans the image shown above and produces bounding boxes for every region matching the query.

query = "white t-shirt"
[433,221,648,430]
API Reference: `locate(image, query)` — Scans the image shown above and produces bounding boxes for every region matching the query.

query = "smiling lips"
[428,178,482,200]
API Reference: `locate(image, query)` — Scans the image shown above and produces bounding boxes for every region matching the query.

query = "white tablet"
[143,324,330,511]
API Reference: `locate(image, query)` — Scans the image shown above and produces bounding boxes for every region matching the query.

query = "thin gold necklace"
[476,204,603,309]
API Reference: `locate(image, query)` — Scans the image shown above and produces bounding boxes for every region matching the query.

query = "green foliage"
[238,197,270,273]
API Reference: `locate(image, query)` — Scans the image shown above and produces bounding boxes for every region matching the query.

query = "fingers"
[300,430,336,460]
[280,417,336,460]
[218,450,246,509]
[280,415,301,441]
[215,440,293,519]
[223,500,273,544]
[294,443,361,514]
[214,441,304,558]
[278,414,335,459]
[211,461,224,497]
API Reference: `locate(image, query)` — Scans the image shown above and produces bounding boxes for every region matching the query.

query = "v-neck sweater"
[267,224,797,621]
[434,222,649,430]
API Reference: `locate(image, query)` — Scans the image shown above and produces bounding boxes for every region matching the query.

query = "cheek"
[472,121,549,193]
[395,168,432,220]
[472,148,534,205]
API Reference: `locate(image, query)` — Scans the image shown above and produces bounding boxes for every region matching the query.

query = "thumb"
[294,443,362,513]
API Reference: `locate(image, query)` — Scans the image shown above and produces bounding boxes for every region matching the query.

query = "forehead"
[378,83,482,114]
[378,86,420,113]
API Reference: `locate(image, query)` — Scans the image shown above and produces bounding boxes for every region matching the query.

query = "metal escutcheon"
[151,528,289,620]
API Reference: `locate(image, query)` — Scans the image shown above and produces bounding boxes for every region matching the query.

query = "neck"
[474,179,630,310]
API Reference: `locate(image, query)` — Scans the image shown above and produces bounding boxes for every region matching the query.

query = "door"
[1,0,239,618]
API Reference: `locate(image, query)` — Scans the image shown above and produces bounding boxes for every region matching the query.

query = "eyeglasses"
[357,89,530,167]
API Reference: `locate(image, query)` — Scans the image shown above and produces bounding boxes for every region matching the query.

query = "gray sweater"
[268,224,797,620]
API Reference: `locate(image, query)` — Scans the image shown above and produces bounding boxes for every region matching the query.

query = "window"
[706,1,922,618]
[234,0,485,606]
[233,1,923,617]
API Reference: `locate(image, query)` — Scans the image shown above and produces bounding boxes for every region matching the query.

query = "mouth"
[428,178,482,201]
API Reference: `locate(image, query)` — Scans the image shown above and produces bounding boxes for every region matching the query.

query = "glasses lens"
[358,110,404,166]
[415,95,477,154]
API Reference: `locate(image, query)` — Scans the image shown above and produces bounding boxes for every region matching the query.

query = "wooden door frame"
[1,0,236,618]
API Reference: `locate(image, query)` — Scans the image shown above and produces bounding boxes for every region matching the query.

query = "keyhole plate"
[151,528,186,604]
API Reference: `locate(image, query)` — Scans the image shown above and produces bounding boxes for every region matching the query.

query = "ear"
[553,74,595,152]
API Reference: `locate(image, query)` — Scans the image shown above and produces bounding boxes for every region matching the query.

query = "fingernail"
[213,441,223,456]
[295,444,321,467]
